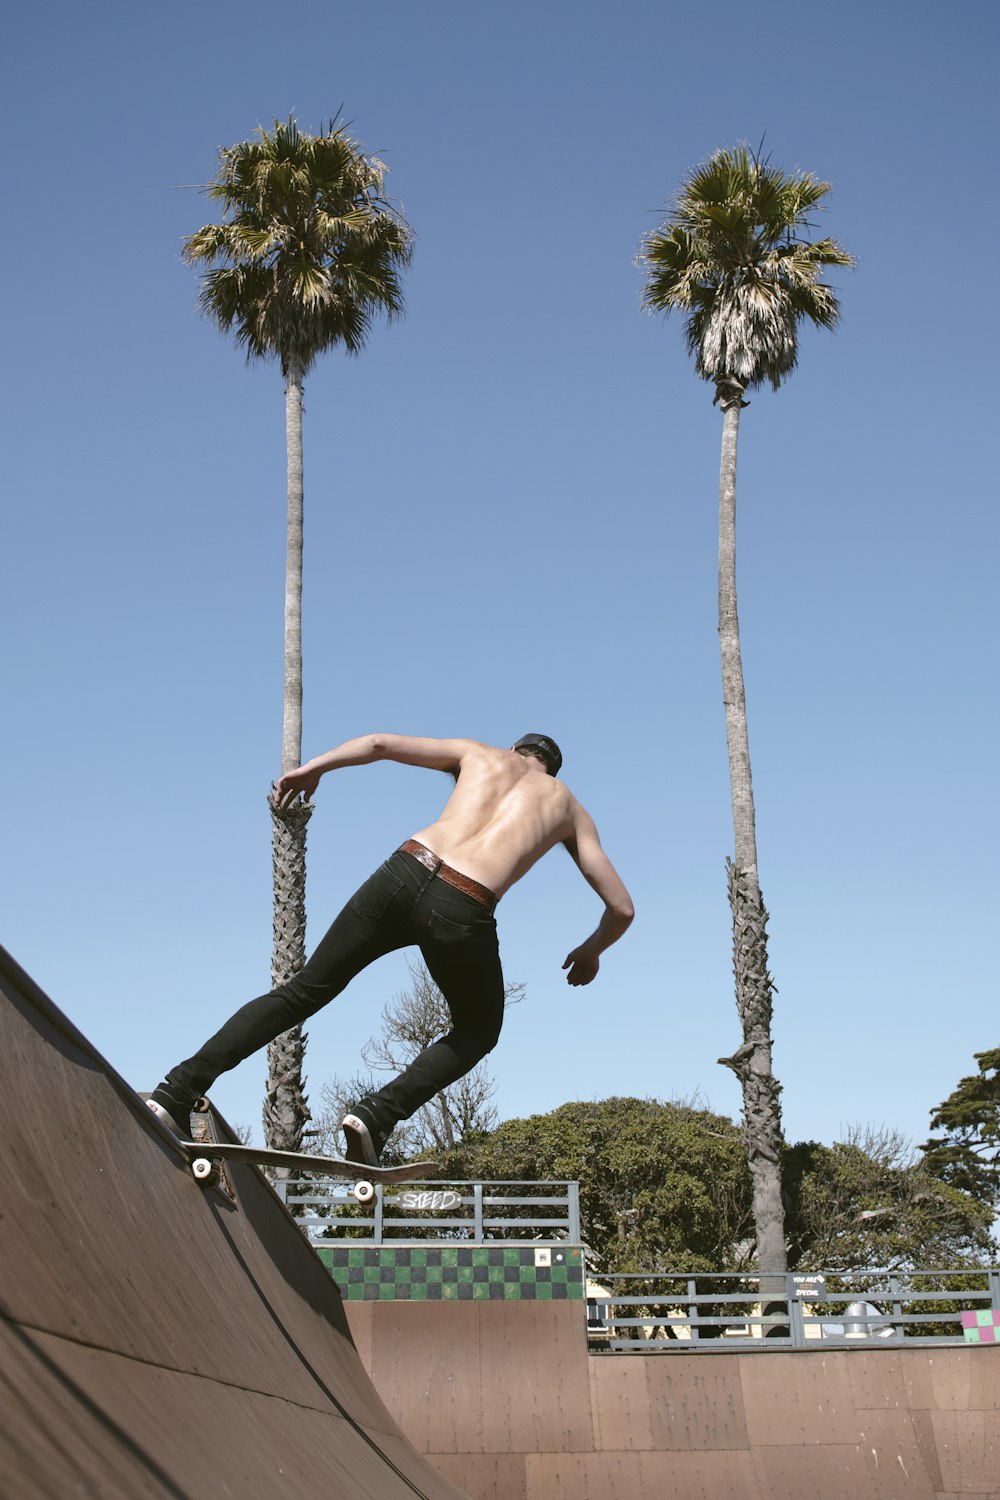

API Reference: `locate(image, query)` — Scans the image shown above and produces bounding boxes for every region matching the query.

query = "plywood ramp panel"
[429,1453,529,1500]
[525,1452,645,1500]
[370,1301,484,1455]
[910,1407,948,1493]
[853,1406,939,1498]
[750,1442,881,1500]
[345,1299,375,1373]
[639,1449,763,1499]
[903,1350,973,1412]
[847,1350,910,1411]
[929,1409,1000,1495]
[968,1349,1000,1411]
[644,1353,750,1450]
[589,1350,655,1450]
[740,1350,858,1445]
[477,1301,594,1456]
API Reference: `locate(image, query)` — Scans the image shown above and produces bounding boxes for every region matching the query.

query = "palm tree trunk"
[280,361,305,781]
[264,360,313,1152]
[713,376,788,1328]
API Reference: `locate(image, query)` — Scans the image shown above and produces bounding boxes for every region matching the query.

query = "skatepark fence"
[274,1176,581,1244]
[585,1266,1000,1350]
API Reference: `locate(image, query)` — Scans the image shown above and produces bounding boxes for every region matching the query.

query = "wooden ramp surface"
[4,937,998,1500]
[0,944,469,1500]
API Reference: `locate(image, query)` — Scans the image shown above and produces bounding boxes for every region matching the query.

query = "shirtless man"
[148,732,633,1165]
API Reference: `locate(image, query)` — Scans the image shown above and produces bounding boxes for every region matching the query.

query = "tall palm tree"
[184,116,413,1151]
[638,145,853,1299]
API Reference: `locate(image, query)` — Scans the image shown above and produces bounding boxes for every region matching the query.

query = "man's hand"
[273,765,322,808]
[562,941,601,987]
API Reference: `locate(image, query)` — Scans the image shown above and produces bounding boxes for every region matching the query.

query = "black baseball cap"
[513,733,563,776]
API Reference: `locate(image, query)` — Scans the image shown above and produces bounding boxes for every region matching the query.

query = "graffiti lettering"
[399,1190,462,1212]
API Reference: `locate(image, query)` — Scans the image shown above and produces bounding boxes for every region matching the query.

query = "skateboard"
[177,1140,442,1203]
[140,1091,440,1203]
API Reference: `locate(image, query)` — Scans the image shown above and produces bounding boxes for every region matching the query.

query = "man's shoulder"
[459,739,532,765]
[559,787,598,835]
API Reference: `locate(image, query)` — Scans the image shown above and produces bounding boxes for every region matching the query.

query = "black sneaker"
[147,1083,196,1138]
[342,1102,388,1167]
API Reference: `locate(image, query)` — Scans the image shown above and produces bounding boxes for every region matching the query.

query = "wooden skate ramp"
[4,939,998,1500]
[0,945,469,1500]
[346,1260,1000,1499]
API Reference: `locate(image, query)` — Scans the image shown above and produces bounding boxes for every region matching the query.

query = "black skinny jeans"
[164,848,505,1136]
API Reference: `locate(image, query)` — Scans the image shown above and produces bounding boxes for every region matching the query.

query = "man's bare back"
[275,732,634,986]
[410,740,576,896]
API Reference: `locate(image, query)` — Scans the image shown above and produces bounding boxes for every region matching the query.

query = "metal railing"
[273,1177,581,1245]
[587,1268,1000,1351]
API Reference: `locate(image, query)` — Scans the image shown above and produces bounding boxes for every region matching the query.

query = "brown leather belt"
[399,839,498,910]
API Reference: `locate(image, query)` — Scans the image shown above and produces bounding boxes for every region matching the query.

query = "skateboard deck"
[179,1140,442,1202]
[140,1090,439,1201]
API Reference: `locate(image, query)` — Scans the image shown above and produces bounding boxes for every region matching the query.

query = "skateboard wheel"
[353,1180,375,1204]
[191,1157,215,1181]
[192,1096,211,1114]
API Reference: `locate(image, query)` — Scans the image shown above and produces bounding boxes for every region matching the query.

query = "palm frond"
[182,222,232,265]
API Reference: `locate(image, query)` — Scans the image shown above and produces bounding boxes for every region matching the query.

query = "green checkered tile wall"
[316,1244,585,1301]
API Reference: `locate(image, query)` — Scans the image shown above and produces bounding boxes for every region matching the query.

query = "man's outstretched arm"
[562,808,634,986]
[274,734,475,805]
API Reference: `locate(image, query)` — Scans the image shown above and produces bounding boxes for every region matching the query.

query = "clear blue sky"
[2,0,996,1151]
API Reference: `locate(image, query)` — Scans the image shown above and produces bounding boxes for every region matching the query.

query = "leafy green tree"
[436,1100,990,1277]
[183,117,413,1151]
[783,1126,994,1272]
[440,1097,754,1274]
[637,145,853,1283]
[922,1048,1000,1206]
